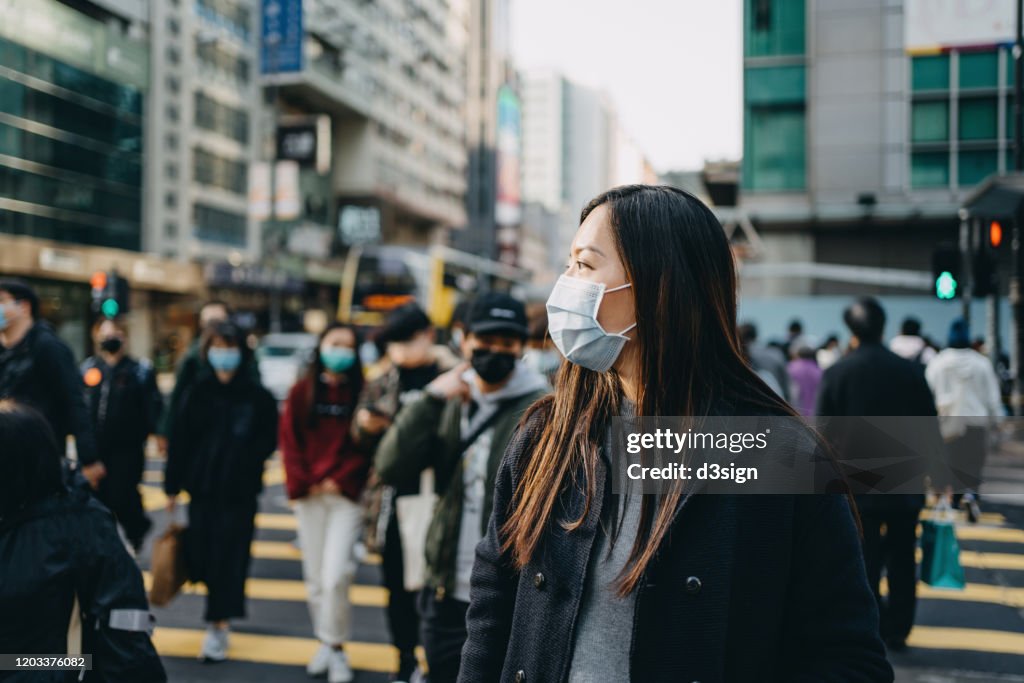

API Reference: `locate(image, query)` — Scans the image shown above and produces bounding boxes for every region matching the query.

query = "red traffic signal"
[990,221,1003,249]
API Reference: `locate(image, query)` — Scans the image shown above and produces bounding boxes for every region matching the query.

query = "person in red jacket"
[279,322,370,683]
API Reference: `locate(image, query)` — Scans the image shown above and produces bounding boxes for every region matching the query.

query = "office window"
[911,101,949,142]
[745,105,806,190]
[912,55,950,91]
[959,150,998,186]
[960,51,998,89]
[193,147,247,195]
[745,0,804,57]
[911,151,949,187]
[194,203,247,246]
[960,97,997,140]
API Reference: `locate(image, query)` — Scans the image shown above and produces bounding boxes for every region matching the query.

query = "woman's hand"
[320,478,340,495]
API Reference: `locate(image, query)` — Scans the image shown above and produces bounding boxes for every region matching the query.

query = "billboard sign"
[261,0,303,74]
[905,0,1014,53]
[495,85,522,226]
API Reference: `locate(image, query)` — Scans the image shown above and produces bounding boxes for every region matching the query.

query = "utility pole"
[1012,0,1024,414]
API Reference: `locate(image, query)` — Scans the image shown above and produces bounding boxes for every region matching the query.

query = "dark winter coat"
[164,365,278,504]
[815,342,940,512]
[375,380,547,599]
[0,322,98,464]
[0,485,166,682]
[458,407,894,683]
[80,355,163,472]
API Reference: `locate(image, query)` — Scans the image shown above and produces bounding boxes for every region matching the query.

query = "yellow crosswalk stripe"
[908,626,1024,656]
[143,573,389,607]
[881,578,1024,609]
[152,627,400,672]
[953,525,1024,544]
[249,539,383,566]
[914,548,1024,571]
[254,512,297,530]
[919,510,1006,526]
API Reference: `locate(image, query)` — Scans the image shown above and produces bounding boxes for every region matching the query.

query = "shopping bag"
[919,507,965,590]
[149,523,188,606]
[394,468,437,592]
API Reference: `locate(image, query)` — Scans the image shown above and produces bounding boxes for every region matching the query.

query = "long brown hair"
[502,185,798,596]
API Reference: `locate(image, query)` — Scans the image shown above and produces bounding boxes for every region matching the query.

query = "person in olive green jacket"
[374,293,549,683]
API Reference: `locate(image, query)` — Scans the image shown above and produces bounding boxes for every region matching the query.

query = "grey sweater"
[567,403,642,682]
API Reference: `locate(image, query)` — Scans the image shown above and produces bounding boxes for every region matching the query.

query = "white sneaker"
[199,625,229,662]
[307,643,332,677]
[327,648,354,683]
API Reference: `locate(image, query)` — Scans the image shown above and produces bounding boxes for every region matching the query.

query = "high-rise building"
[741,0,1016,295]
[264,0,468,251]
[147,0,261,263]
[520,70,652,281]
[456,0,516,262]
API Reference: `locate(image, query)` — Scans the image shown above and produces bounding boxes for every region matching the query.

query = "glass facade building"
[0,0,147,250]
[910,48,1013,189]
[742,0,807,192]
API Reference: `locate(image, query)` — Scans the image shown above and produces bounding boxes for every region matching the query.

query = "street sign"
[261,0,303,74]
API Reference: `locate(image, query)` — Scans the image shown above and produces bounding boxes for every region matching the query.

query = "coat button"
[514,670,526,682]
[533,572,546,589]
[685,576,702,594]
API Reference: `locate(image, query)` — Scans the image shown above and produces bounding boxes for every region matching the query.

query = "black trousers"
[382,510,421,661]
[186,498,257,623]
[96,449,150,548]
[417,589,469,683]
[860,503,923,642]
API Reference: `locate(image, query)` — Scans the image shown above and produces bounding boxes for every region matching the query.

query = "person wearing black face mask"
[81,317,164,553]
[374,293,549,683]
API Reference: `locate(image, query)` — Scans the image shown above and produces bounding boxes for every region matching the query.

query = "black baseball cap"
[375,304,432,345]
[466,293,528,339]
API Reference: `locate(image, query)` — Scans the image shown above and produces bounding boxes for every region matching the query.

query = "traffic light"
[90,270,130,318]
[932,245,961,300]
[973,220,1005,298]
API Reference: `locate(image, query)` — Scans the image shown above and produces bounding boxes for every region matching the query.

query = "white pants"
[294,492,364,645]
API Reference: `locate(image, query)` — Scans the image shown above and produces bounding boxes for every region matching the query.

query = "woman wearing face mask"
[458,186,893,683]
[164,320,278,663]
[279,323,370,683]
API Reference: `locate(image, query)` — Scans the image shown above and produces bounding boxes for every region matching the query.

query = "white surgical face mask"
[546,274,636,372]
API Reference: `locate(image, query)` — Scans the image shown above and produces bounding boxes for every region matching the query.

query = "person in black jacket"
[459,185,892,683]
[816,297,940,651]
[0,279,103,488]
[82,317,164,552]
[164,320,278,663]
[0,400,165,682]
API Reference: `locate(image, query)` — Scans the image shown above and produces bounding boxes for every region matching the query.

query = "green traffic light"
[936,271,957,300]
[101,299,120,318]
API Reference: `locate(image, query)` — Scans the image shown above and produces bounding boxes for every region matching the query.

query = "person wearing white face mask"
[280,322,372,683]
[164,320,278,663]
[458,185,893,683]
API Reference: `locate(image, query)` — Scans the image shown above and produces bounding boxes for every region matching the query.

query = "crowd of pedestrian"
[0,184,1013,683]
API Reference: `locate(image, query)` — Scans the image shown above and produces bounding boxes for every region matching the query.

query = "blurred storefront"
[0,234,203,365]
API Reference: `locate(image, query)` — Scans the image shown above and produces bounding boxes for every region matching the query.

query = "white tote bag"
[394,468,438,592]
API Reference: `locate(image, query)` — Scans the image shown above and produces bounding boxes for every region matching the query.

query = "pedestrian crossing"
[137,455,1024,679]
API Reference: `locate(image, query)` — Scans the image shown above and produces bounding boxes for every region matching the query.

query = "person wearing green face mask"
[164,320,278,663]
[279,322,372,683]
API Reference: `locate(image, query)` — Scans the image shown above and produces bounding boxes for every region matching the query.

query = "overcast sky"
[509,0,742,173]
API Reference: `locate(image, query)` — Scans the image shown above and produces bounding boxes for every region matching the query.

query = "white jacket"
[925,348,1003,438]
